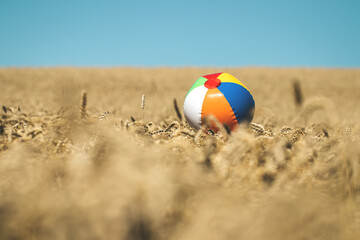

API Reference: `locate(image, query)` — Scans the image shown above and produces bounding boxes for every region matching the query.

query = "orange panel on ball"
[201,88,238,130]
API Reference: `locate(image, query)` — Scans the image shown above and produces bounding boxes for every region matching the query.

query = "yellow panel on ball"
[217,73,249,91]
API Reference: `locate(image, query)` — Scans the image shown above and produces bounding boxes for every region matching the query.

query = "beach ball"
[183,72,255,131]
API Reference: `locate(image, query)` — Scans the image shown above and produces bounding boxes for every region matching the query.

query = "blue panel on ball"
[217,82,255,123]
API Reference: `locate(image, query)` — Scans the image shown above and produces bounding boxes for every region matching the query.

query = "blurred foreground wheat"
[0,67,359,240]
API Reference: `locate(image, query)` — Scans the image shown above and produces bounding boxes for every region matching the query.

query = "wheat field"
[0,67,359,240]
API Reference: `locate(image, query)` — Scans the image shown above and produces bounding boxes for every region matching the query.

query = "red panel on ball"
[204,78,221,89]
[203,72,223,81]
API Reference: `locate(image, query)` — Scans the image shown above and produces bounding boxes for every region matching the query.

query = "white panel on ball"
[183,85,208,130]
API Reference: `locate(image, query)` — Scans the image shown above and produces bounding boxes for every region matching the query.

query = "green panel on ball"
[185,77,207,97]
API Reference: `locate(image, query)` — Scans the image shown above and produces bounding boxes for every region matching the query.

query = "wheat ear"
[80,90,88,119]
[293,79,303,107]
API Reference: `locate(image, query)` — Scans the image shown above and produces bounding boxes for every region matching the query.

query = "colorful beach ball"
[183,72,255,131]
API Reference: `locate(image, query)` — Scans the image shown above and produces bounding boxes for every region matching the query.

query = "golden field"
[0,67,359,240]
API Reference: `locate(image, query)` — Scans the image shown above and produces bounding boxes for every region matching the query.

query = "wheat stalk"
[173,98,182,121]
[141,94,145,110]
[141,94,146,121]
[80,90,88,119]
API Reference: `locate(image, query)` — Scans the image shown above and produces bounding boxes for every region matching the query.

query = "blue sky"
[1,0,359,67]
